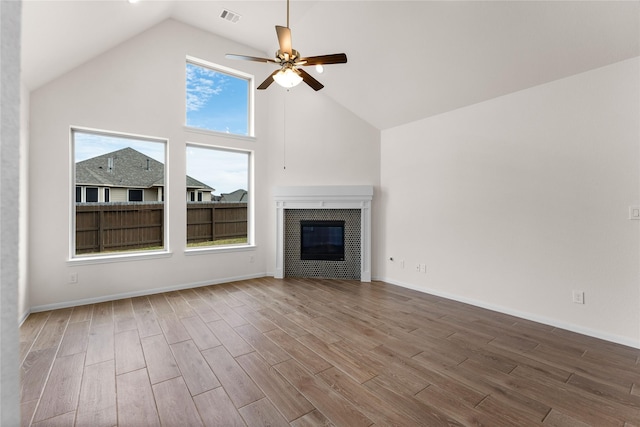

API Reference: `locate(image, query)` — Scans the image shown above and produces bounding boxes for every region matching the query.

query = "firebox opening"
[300,220,345,261]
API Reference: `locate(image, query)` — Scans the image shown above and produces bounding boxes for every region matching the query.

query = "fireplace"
[274,186,373,282]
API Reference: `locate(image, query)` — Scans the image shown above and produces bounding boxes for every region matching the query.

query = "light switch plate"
[629,206,640,220]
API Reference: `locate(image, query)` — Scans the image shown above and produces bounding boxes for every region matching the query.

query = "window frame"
[69,127,171,263]
[184,56,255,139]
[85,187,99,203]
[128,189,144,202]
[184,142,254,255]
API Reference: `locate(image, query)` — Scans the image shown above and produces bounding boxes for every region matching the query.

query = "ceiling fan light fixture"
[273,68,303,88]
[225,0,347,91]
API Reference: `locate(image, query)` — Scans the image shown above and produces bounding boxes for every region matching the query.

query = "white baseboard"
[19,309,31,327]
[374,276,640,350]
[29,272,267,313]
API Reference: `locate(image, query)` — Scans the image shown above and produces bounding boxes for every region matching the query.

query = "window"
[186,144,251,248]
[73,129,166,256]
[128,189,143,202]
[185,59,252,136]
[86,187,98,202]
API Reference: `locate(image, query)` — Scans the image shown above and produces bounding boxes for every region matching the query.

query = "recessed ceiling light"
[128,0,140,4]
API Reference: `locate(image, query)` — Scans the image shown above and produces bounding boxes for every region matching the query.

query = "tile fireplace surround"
[274,186,373,282]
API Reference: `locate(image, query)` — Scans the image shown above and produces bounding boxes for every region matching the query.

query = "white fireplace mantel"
[274,185,373,282]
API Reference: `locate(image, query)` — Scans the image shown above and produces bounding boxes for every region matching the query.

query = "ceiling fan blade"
[226,54,277,64]
[297,68,324,91]
[275,25,292,55]
[257,70,280,90]
[300,53,348,65]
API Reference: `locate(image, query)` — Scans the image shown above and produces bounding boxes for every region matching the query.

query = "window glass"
[73,129,166,256]
[128,189,143,202]
[186,61,251,136]
[186,145,250,248]
[86,187,98,203]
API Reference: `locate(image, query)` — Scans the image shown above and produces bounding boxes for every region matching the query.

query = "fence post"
[211,204,215,241]
[99,208,105,252]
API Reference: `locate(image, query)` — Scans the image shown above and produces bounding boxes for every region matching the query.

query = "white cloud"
[186,63,228,112]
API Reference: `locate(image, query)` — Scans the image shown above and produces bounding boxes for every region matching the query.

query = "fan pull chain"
[283,89,288,169]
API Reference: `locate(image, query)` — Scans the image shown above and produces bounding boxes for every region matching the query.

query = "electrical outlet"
[420,264,427,273]
[69,273,78,284]
[415,264,421,272]
[572,290,584,304]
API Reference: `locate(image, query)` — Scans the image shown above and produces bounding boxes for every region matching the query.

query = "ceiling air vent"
[220,9,241,23]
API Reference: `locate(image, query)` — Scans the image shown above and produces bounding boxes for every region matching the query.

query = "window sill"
[184,244,256,256]
[67,250,173,265]
[184,126,256,142]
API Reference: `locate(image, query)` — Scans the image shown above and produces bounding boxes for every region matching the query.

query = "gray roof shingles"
[76,147,213,191]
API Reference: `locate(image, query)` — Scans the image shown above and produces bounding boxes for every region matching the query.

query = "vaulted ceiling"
[21,1,639,130]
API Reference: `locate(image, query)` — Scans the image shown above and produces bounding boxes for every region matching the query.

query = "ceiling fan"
[225,0,347,91]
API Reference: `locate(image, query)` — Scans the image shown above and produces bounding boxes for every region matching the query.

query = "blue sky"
[75,132,165,163]
[185,62,249,135]
[73,63,250,196]
[75,132,248,196]
[186,146,248,195]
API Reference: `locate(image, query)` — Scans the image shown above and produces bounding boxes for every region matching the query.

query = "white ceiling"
[21,0,640,130]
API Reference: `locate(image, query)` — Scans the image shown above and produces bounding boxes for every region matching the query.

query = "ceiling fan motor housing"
[277,49,300,64]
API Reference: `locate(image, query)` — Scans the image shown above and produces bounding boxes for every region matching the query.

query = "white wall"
[28,18,381,310]
[19,80,29,320]
[379,57,640,348]
[264,87,381,277]
[1,0,22,423]
[28,20,274,310]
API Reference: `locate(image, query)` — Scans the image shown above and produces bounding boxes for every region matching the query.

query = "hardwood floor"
[19,277,640,426]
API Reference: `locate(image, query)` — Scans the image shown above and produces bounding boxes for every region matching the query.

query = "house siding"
[144,188,158,202]
[111,188,127,202]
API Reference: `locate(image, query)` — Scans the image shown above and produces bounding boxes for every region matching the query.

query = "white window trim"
[186,55,255,138]
[184,142,254,253]
[70,126,170,261]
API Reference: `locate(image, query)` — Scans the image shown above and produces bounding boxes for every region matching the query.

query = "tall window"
[73,129,166,256]
[186,145,251,248]
[185,59,252,136]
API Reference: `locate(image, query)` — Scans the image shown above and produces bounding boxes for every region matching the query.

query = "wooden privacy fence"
[76,202,247,254]
[186,202,247,244]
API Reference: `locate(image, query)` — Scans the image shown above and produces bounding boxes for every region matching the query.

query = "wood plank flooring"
[19,277,640,426]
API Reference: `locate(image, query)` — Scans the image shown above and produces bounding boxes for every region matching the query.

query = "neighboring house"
[75,147,213,203]
[187,175,215,202]
[219,189,248,203]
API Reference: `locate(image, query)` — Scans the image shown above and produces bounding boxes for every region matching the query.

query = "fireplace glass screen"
[300,220,345,261]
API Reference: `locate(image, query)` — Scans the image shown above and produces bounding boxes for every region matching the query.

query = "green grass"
[81,237,248,255]
[187,237,248,248]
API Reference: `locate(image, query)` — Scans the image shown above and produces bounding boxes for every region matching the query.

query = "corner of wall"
[19,80,30,322]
